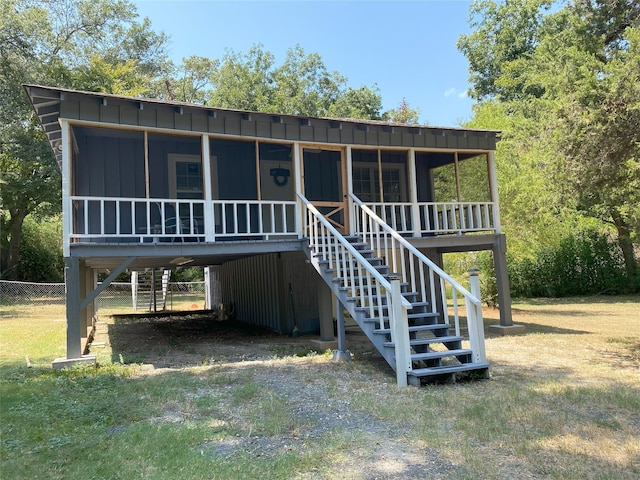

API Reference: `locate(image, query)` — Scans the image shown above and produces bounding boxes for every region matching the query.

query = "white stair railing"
[298,193,413,386]
[351,194,486,365]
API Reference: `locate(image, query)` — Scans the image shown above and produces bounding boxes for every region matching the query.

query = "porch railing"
[69,196,298,243]
[351,194,487,365]
[362,201,496,236]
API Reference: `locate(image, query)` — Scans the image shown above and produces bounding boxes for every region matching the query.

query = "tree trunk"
[610,209,638,286]
[4,208,28,280]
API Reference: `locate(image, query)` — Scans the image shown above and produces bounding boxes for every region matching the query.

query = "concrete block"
[52,354,97,370]
[489,324,526,336]
[310,338,338,351]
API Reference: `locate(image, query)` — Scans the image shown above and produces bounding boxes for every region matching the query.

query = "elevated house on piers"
[26,84,517,385]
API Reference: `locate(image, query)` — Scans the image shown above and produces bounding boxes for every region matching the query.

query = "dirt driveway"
[92,312,477,479]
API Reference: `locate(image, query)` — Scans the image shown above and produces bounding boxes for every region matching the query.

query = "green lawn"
[1,296,639,479]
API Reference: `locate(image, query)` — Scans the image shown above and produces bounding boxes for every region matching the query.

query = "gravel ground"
[94,313,476,479]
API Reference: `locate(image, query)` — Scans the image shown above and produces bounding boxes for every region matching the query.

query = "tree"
[457,0,554,101]
[458,0,640,284]
[0,0,169,279]
[205,44,384,119]
[382,98,421,124]
[154,55,219,104]
[0,122,59,279]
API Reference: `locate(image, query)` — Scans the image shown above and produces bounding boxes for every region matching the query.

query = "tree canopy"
[458,0,640,285]
[0,0,169,279]
[0,1,403,281]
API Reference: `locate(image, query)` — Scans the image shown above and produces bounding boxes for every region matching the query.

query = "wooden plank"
[256,121,271,138]
[80,101,100,122]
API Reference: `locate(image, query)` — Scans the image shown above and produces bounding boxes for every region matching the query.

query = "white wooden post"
[390,276,411,387]
[60,120,72,257]
[345,146,355,236]
[293,142,303,238]
[468,269,486,363]
[204,266,211,310]
[407,149,421,237]
[487,152,501,233]
[131,271,138,311]
[201,135,215,242]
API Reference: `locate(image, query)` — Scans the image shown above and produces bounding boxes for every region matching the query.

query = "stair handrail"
[351,194,486,364]
[298,194,412,310]
[298,193,413,383]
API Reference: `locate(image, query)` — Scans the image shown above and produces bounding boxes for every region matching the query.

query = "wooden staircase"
[300,193,489,386]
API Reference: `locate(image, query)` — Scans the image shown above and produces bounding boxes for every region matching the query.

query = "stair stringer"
[303,244,400,372]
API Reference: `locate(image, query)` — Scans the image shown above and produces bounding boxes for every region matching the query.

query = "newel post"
[390,276,411,387]
[468,269,487,363]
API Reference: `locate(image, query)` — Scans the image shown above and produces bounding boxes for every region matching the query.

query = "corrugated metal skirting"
[219,252,321,335]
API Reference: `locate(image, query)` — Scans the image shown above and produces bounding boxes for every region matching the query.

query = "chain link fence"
[0,279,206,316]
[0,280,66,306]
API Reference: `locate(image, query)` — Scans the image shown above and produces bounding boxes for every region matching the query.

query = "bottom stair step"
[411,348,472,361]
[408,362,490,381]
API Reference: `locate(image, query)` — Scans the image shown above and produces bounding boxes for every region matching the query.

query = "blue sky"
[132,0,476,127]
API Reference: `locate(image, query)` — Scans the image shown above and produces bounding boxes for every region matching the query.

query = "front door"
[302,147,348,233]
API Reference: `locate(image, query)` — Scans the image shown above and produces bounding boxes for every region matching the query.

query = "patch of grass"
[1,295,639,479]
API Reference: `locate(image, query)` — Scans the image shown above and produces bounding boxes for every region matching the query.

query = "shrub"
[18,215,64,282]
[508,228,631,297]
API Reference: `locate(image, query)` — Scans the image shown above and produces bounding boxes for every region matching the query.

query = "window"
[352,164,406,203]
[168,154,203,199]
[352,166,374,201]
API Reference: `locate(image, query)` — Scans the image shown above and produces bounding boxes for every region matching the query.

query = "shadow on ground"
[104,312,381,369]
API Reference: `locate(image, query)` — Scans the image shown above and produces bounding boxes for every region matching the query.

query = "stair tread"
[317,252,376,262]
[355,301,429,312]
[384,335,464,347]
[374,324,450,335]
[408,362,490,377]
[362,312,440,323]
[411,348,472,361]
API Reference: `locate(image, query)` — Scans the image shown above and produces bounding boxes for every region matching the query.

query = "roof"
[24,84,501,168]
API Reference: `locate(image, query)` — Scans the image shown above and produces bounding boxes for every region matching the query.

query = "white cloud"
[445,88,469,99]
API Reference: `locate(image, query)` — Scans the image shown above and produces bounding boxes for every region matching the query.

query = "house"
[26,84,518,386]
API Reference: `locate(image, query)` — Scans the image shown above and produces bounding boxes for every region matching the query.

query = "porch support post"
[489,234,525,335]
[54,259,98,369]
[312,279,338,351]
[487,151,502,233]
[202,134,215,242]
[131,271,138,311]
[79,263,89,342]
[454,152,462,202]
[408,149,421,237]
[204,266,221,310]
[65,257,82,359]
[332,299,351,361]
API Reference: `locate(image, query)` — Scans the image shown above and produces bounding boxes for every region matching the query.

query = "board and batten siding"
[219,252,322,335]
[59,93,497,151]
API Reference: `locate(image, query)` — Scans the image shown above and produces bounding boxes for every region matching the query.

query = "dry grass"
[1,295,639,479]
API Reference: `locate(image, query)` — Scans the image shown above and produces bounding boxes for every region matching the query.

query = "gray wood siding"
[60,92,497,151]
[73,128,145,198]
[148,134,201,198]
[42,88,498,162]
